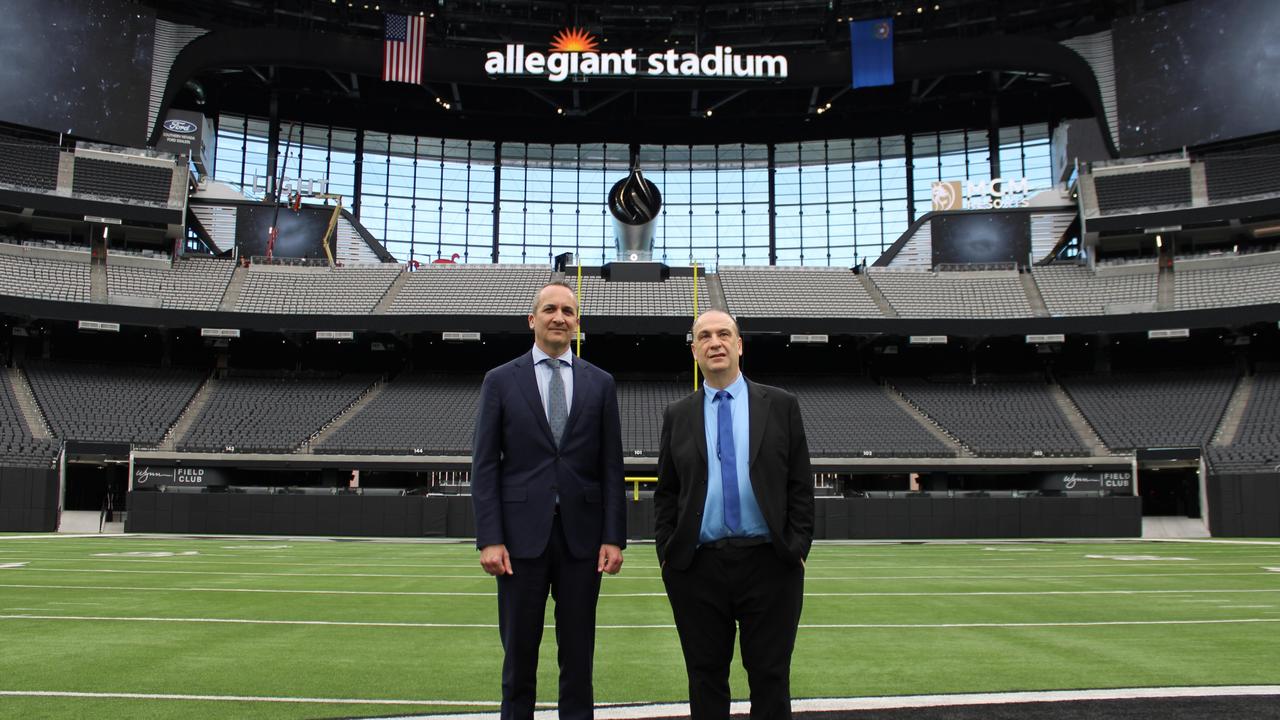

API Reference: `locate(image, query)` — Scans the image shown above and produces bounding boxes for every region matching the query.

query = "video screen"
[235,204,337,260]
[1114,0,1280,155]
[931,212,1031,266]
[0,0,155,147]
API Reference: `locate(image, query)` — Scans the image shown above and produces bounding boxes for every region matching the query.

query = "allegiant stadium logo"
[485,28,788,82]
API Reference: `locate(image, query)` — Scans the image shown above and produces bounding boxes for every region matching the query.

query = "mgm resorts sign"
[932,177,1034,211]
[485,28,788,83]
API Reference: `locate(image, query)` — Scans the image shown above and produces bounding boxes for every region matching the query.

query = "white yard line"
[0,583,496,597]
[9,554,1280,570]
[3,566,1274,582]
[0,557,491,569]
[0,690,521,707]
[3,582,1280,600]
[2,614,1279,631]
[16,685,1275,717]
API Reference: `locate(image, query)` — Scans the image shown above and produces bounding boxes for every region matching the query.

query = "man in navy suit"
[656,309,813,720]
[472,281,626,720]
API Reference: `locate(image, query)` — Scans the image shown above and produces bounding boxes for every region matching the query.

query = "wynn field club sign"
[485,28,789,82]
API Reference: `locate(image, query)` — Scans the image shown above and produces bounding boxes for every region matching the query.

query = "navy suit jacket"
[654,379,814,571]
[472,350,626,560]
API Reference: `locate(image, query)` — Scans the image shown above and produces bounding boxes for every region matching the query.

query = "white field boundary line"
[3,567,1275,581]
[0,535,134,541]
[349,685,1280,720]
[4,583,1280,600]
[3,614,1280,630]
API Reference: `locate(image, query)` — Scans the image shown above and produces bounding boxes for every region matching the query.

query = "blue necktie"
[715,390,741,533]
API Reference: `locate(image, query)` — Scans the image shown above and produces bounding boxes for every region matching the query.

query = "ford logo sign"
[164,119,198,134]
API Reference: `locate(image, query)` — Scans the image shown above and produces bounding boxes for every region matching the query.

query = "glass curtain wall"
[362,135,495,263]
[214,115,1052,267]
[775,137,909,266]
[498,143,627,266]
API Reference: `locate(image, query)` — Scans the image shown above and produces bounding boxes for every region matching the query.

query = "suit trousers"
[662,543,805,720]
[497,512,602,720]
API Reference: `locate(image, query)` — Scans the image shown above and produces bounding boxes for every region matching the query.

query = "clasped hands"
[480,543,624,576]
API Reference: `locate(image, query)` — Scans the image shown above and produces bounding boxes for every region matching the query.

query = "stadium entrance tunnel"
[1134,448,1203,520]
[63,459,127,516]
[1136,465,1202,518]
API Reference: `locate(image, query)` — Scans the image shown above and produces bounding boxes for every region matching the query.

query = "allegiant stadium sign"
[484,28,788,82]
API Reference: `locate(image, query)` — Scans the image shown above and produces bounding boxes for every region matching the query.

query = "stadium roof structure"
[140,0,1190,148]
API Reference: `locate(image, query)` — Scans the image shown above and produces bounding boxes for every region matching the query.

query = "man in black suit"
[472,281,626,720]
[655,309,814,720]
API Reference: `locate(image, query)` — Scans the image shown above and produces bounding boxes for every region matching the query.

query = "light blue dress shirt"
[532,345,574,420]
[699,373,770,543]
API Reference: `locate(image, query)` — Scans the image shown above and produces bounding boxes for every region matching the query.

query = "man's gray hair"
[531,281,577,314]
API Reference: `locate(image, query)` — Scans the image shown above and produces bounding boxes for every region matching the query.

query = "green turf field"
[0,534,1278,719]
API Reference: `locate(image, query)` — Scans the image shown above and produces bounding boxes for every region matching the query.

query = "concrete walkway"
[1142,515,1210,538]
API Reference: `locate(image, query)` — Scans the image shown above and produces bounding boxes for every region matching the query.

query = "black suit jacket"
[654,379,814,571]
[471,351,626,560]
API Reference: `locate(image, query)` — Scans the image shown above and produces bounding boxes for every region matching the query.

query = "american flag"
[383,13,426,84]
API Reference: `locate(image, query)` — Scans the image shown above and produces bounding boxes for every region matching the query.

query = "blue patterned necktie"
[715,390,741,532]
[546,358,568,445]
